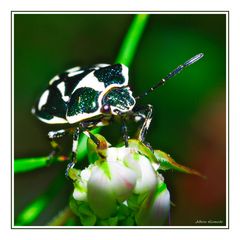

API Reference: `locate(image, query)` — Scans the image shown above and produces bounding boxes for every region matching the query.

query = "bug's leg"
[65,127,80,177]
[135,104,153,142]
[114,110,129,147]
[134,104,154,150]
[48,129,70,164]
[121,117,129,147]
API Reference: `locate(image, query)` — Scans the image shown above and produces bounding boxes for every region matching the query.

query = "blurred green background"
[14,13,227,226]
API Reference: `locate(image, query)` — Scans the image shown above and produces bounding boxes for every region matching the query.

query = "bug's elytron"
[32,53,204,173]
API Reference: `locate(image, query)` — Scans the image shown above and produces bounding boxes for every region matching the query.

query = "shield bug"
[32,53,204,174]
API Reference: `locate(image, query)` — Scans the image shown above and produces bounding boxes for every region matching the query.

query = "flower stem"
[14,155,68,173]
[47,206,75,226]
[115,14,149,67]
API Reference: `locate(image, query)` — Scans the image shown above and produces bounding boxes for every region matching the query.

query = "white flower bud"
[71,139,171,225]
[136,181,170,226]
[87,163,117,219]
[123,152,158,194]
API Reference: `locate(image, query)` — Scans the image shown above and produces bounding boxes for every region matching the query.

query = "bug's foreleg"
[65,127,80,177]
[134,104,153,149]
[48,129,70,162]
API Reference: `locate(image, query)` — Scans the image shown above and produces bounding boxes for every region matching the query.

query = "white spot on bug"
[48,131,55,139]
[134,116,142,122]
[57,82,65,96]
[94,63,110,69]
[121,64,129,85]
[72,139,79,152]
[72,71,105,93]
[37,115,68,124]
[67,70,84,77]
[31,107,36,114]
[95,121,106,127]
[38,90,49,110]
[62,96,70,102]
[48,130,65,139]
[49,75,60,85]
[66,66,81,73]
[56,82,70,102]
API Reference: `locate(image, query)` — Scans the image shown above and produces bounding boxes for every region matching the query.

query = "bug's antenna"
[135,53,204,100]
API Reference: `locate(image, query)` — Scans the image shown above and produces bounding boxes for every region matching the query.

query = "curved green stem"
[115,14,149,67]
[14,155,68,173]
[47,206,75,226]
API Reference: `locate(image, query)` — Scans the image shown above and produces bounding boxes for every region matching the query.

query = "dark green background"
[14,13,227,226]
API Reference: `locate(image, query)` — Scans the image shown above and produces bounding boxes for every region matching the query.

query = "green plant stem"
[14,155,68,173]
[115,14,149,67]
[47,206,75,226]
[15,173,65,226]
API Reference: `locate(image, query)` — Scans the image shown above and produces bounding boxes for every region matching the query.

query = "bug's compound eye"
[101,104,111,114]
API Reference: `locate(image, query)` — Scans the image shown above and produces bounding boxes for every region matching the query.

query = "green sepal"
[69,198,96,226]
[87,133,109,164]
[98,160,111,180]
[154,149,206,178]
[127,194,140,212]
[121,215,135,226]
[116,203,131,221]
[68,168,81,181]
[128,139,158,164]
[97,216,118,226]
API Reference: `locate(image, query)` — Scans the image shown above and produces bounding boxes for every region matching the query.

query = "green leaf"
[154,149,206,179]
[98,216,118,226]
[128,139,158,164]
[69,199,96,226]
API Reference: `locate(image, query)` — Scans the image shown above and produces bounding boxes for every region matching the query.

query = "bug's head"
[100,87,136,116]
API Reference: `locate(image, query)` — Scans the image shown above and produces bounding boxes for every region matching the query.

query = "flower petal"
[133,154,158,194]
[136,182,170,226]
[108,160,137,202]
[87,163,117,219]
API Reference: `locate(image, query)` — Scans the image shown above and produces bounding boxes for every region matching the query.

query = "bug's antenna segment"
[135,53,204,100]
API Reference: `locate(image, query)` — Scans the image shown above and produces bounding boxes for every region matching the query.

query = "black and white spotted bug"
[32,53,204,175]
